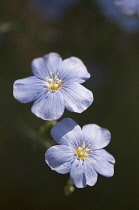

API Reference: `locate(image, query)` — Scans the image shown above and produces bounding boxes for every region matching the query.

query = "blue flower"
[93,0,139,33]
[114,0,139,16]
[45,118,115,188]
[13,53,93,121]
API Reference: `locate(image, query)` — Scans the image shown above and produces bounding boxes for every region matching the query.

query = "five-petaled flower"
[13,53,93,121]
[45,118,115,188]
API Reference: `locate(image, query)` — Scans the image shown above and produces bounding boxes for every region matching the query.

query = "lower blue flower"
[45,118,115,188]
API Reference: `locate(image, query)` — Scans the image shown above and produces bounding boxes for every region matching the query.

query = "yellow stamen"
[46,73,62,90]
[76,142,91,159]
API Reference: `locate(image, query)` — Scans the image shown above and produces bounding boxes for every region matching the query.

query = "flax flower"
[45,118,115,188]
[13,53,93,120]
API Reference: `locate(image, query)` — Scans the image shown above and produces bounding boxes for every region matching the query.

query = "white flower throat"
[76,142,92,159]
[46,72,62,90]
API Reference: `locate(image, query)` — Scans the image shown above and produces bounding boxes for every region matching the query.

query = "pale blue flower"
[13,53,93,121]
[45,118,115,188]
[93,0,139,33]
[114,0,139,16]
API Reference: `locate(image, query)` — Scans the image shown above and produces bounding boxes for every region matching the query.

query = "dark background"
[0,0,139,209]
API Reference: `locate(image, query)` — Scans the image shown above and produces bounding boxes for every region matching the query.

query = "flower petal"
[61,83,93,113]
[45,145,75,174]
[83,160,98,187]
[59,57,90,83]
[70,159,86,188]
[70,159,98,188]
[89,149,115,177]
[31,90,65,120]
[32,52,62,79]
[92,149,115,164]
[82,124,111,149]
[51,118,82,148]
[13,76,46,103]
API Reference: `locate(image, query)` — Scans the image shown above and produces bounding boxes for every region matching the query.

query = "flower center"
[46,73,62,90]
[76,142,91,159]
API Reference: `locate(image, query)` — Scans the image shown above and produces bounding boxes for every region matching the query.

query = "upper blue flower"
[45,118,115,188]
[93,0,139,33]
[114,0,139,16]
[13,53,93,121]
